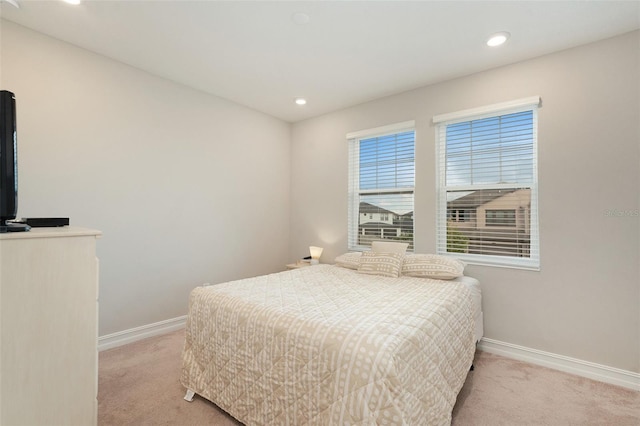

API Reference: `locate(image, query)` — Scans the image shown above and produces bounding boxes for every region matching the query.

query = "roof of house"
[447,189,517,209]
[359,202,395,215]
[359,202,413,217]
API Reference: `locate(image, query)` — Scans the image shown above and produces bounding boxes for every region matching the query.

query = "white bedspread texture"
[181,264,475,425]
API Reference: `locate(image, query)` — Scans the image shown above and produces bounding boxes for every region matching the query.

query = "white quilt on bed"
[181,264,476,425]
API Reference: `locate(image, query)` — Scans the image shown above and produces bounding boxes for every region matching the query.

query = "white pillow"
[371,241,409,254]
[334,252,362,270]
[357,251,404,278]
[401,254,465,280]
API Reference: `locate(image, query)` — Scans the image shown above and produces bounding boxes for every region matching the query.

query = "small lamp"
[309,246,323,265]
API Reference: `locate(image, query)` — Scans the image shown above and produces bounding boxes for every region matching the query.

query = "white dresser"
[0,227,101,426]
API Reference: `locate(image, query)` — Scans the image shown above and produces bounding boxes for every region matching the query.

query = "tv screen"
[0,90,28,233]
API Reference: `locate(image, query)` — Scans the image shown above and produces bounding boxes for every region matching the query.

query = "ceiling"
[1,1,638,123]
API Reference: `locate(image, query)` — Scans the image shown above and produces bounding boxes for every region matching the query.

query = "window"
[449,209,473,222]
[348,121,415,251]
[434,97,540,269]
[485,210,516,227]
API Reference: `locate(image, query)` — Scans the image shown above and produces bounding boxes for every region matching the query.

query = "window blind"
[435,100,540,269]
[348,123,415,251]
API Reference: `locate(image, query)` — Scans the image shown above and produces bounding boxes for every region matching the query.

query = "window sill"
[441,252,540,271]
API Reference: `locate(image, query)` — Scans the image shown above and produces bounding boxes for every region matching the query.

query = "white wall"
[0,21,292,336]
[2,19,638,375]
[291,31,640,373]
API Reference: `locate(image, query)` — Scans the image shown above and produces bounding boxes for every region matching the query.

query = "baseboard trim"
[478,337,640,391]
[98,315,187,352]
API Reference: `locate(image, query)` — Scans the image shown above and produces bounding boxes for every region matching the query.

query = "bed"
[181,258,482,425]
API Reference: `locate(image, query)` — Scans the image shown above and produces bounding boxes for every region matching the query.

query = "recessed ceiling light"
[291,12,310,25]
[294,98,307,106]
[63,0,81,5]
[487,32,510,47]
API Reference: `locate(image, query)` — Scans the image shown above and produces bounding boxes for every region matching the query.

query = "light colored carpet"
[98,330,639,425]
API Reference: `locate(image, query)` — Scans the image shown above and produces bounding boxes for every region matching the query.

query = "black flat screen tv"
[0,90,29,233]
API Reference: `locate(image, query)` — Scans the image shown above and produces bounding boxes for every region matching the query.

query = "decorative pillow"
[402,254,465,280]
[371,241,409,254]
[334,252,362,270]
[357,251,404,278]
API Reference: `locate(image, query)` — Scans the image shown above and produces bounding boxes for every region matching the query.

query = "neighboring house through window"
[348,121,415,250]
[434,97,540,269]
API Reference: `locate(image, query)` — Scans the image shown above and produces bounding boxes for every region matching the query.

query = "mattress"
[181,264,478,425]
[451,276,483,343]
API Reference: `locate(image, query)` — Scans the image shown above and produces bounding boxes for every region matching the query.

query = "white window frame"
[434,97,541,270]
[347,121,415,251]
